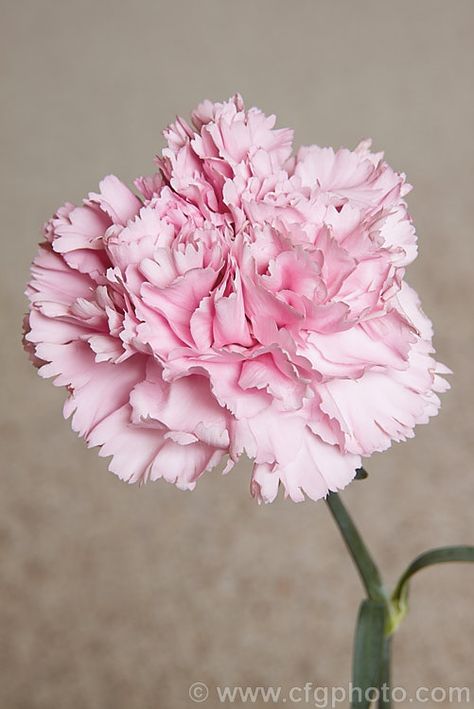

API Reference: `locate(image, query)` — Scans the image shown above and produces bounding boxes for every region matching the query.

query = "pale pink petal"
[24,96,449,502]
[88,175,142,226]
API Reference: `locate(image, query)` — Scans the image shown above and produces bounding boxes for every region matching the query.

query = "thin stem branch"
[325,492,386,604]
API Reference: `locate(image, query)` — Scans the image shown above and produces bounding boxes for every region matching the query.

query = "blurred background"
[1,1,473,707]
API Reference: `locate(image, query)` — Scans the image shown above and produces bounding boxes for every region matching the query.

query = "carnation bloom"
[24,94,449,502]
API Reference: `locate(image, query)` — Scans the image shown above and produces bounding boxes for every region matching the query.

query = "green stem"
[326,491,392,708]
[327,489,474,709]
[325,492,386,604]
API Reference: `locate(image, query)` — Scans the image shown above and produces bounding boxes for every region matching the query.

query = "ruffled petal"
[24,96,449,503]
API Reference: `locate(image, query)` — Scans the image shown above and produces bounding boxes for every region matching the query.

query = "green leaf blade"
[392,545,474,613]
[352,600,386,709]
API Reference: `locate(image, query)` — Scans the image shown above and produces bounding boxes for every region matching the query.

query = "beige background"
[1,1,473,707]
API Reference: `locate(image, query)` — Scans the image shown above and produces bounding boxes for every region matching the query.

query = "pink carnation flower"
[24,95,449,502]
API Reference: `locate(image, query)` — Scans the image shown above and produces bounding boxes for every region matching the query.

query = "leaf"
[377,636,392,709]
[391,546,474,622]
[351,600,386,709]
